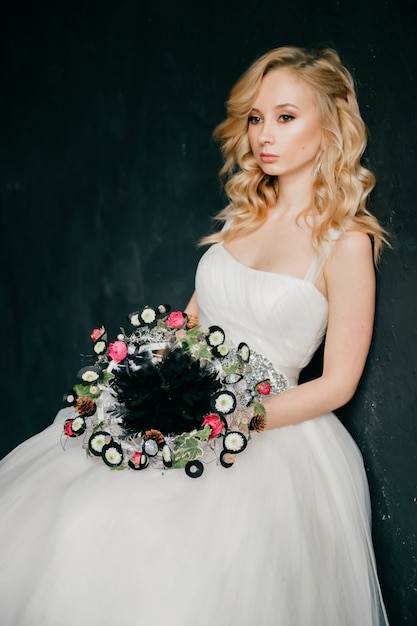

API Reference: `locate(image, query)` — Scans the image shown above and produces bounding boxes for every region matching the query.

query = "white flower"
[217,344,229,356]
[141,307,156,324]
[117,333,124,341]
[215,393,235,414]
[82,370,100,383]
[91,434,108,453]
[104,447,122,465]
[239,344,250,361]
[162,444,172,465]
[72,417,85,432]
[94,340,106,354]
[224,432,246,452]
[130,313,140,326]
[208,331,224,347]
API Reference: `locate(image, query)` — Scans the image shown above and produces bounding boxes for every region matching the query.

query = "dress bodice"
[195,244,329,385]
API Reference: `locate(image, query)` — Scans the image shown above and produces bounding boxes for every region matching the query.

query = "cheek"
[247,127,256,150]
[296,125,322,153]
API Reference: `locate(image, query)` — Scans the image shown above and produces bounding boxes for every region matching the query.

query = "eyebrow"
[250,103,300,111]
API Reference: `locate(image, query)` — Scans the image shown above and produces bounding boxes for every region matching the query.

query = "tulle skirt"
[0,411,388,626]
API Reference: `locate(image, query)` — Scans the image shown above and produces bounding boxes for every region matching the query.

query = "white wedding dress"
[0,242,389,625]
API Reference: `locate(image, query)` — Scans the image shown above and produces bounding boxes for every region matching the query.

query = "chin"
[260,165,281,177]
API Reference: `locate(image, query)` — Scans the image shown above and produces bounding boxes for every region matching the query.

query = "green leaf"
[191,343,213,361]
[183,325,203,340]
[172,431,206,468]
[171,458,191,469]
[100,371,115,386]
[221,363,240,376]
[90,421,107,435]
[253,400,267,419]
[194,424,212,441]
[73,383,101,399]
[179,327,214,362]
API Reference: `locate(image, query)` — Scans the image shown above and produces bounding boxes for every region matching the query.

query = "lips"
[259,153,279,163]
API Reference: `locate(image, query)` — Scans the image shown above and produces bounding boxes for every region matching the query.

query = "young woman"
[0,46,389,625]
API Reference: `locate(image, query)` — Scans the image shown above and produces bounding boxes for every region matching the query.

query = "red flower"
[256,381,271,395]
[90,327,105,342]
[165,311,185,329]
[64,420,74,437]
[108,340,128,362]
[201,413,223,439]
[132,451,142,465]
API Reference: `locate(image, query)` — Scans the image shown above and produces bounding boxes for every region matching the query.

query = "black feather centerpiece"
[61,303,288,477]
[114,348,221,436]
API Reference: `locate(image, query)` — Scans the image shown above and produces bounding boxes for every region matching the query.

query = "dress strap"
[303,229,341,285]
[303,253,324,285]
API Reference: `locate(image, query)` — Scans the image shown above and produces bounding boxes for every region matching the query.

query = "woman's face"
[247,69,323,182]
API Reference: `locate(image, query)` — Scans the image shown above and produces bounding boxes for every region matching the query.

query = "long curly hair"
[201,46,388,261]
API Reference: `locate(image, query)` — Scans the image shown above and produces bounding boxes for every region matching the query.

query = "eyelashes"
[279,114,295,123]
[248,114,295,124]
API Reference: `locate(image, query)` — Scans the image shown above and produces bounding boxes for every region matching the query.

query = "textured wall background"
[1,0,416,622]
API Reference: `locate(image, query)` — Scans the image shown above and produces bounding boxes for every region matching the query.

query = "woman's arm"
[184,291,199,317]
[263,230,376,429]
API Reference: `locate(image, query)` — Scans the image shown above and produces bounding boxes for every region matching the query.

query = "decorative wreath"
[61,304,288,478]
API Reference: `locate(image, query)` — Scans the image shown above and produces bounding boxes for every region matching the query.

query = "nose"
[259,119,275,145]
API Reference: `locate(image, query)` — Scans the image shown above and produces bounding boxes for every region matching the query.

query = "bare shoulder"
[329,230,374,269]
[324,230,375,298]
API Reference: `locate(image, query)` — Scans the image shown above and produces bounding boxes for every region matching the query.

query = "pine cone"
[249,413,267,432]
[143,429,165,445]
[75,396,96,416]
[186,314,199,329]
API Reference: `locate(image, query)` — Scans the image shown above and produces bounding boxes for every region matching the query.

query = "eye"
[248,115,262,125]
[279,114,295,123]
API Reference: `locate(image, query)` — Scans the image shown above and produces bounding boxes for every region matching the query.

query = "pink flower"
[256,381,271,396]
[90,327,105,342]
[165,311,185,329]
[64,420,74,437]
[132,451,142,465]
[201,413,223,439]
[108,340,128,362]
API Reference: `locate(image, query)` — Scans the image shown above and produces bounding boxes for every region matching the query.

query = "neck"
[275,173,314,218]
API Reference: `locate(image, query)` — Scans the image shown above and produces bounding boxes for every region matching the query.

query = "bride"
[0,46,389,625]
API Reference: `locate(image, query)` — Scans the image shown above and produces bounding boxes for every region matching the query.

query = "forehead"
[253,68,317,109]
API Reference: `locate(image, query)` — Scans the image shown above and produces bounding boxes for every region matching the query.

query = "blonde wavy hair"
[201,46,388,261]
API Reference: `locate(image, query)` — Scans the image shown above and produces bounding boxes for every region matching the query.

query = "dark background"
[1,0,416,623]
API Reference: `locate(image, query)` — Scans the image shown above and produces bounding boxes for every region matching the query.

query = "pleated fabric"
[0,243,389,625]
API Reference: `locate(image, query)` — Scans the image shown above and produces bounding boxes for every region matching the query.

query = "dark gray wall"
[1,1,416,623]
